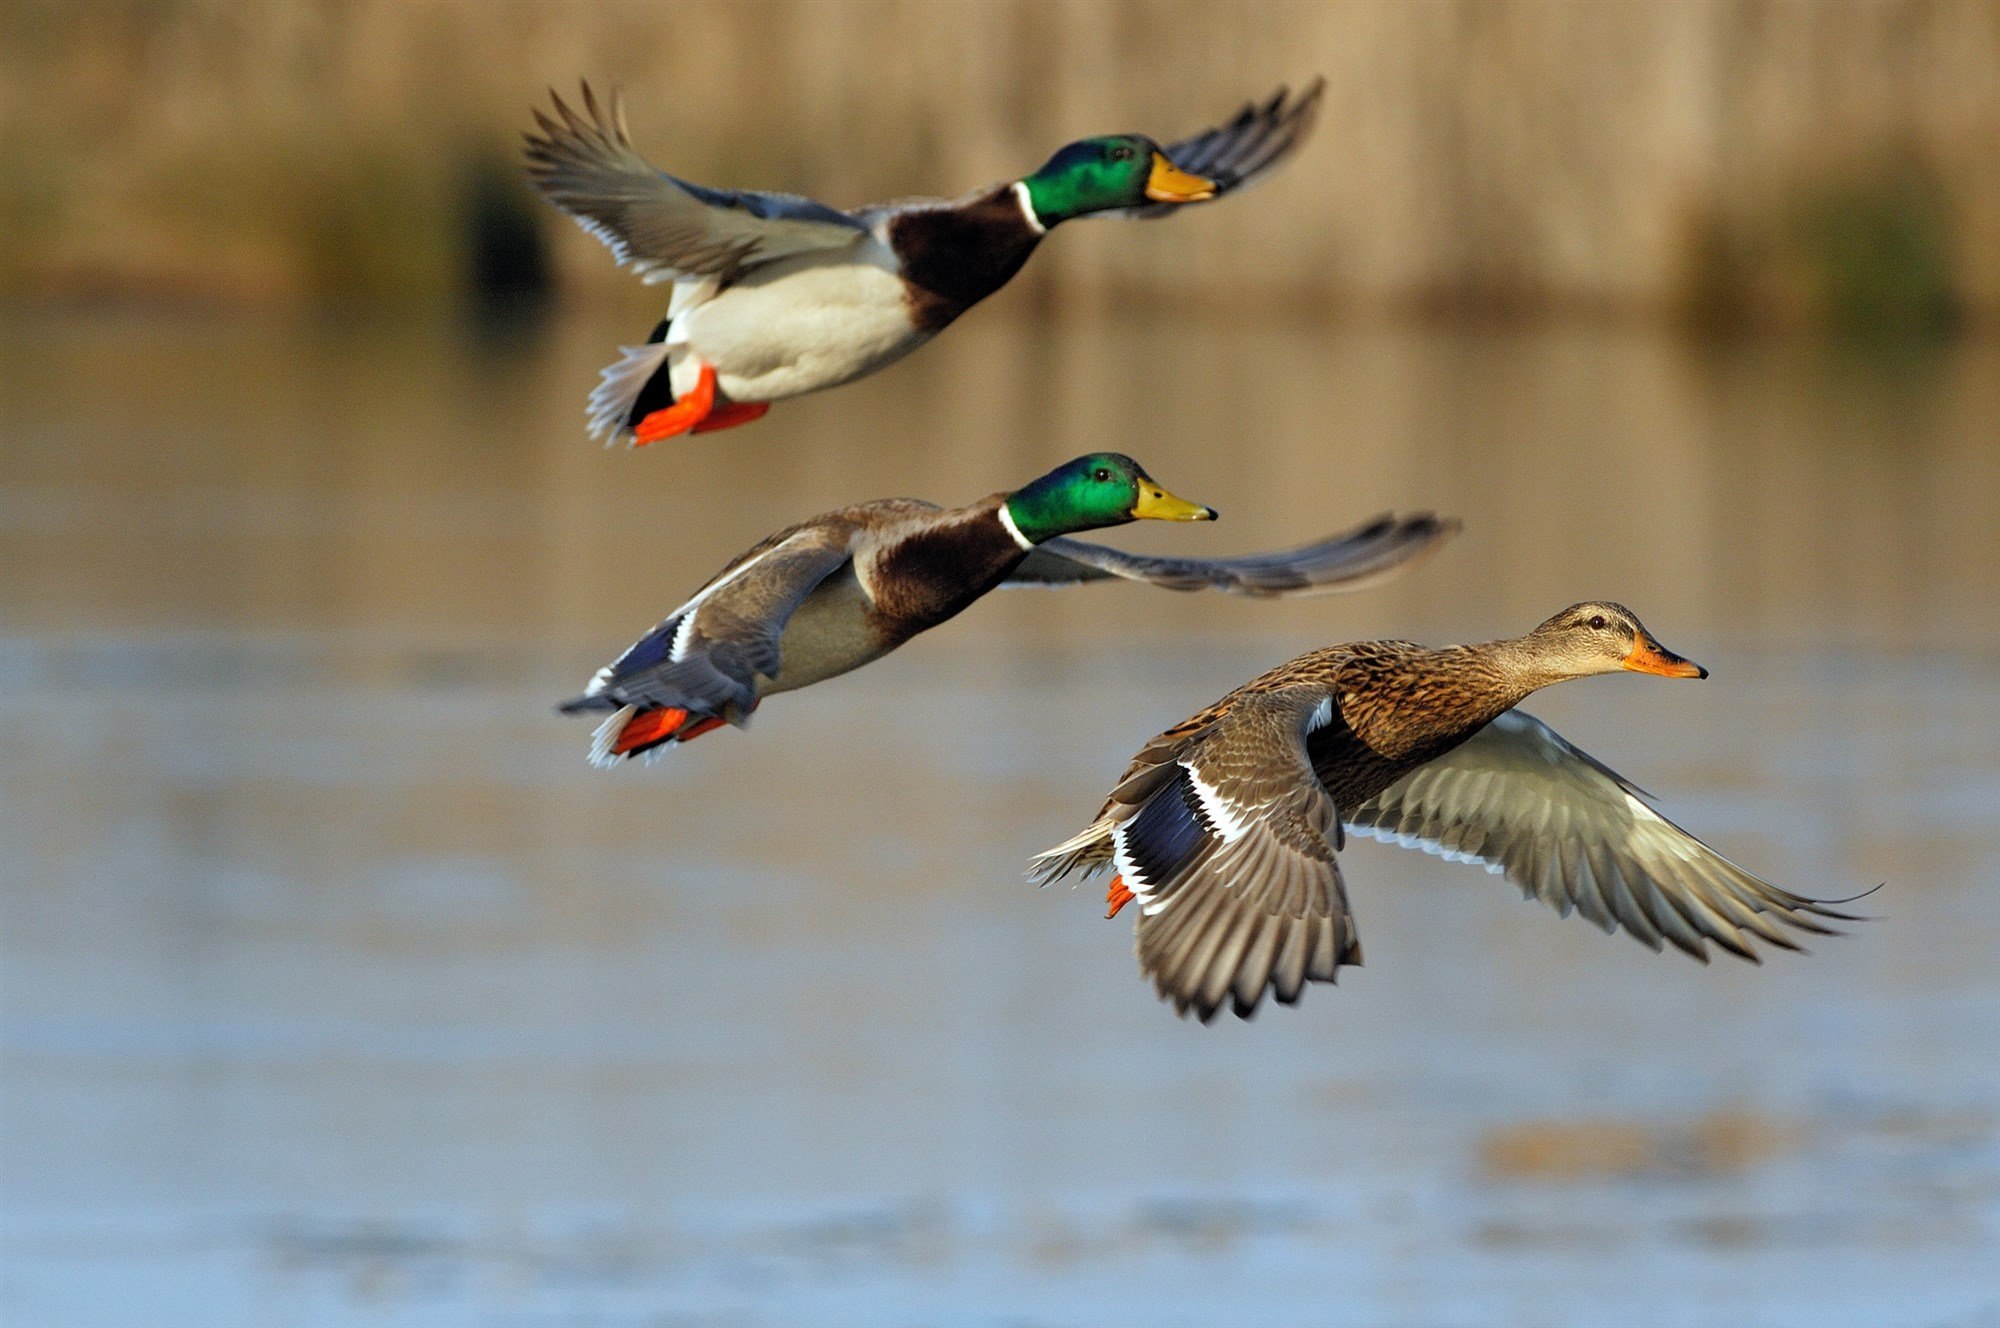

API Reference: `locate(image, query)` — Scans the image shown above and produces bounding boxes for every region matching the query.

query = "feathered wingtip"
[1272,512,1461,597]
[523,80,635,175]
[1207,77,1327,185]
[1026,822,1114,889]
[521,81,659,275]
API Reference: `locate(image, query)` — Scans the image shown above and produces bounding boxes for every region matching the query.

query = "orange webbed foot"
[1105,874,1135,920]
[677,715,727,742]
[679,697,757,743]
[632,362,717,445]
[612,707,688,757]
[691,400,770,434]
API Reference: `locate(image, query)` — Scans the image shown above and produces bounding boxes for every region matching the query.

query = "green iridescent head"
[1019,136,1217,227]
[1003,453,1216,544]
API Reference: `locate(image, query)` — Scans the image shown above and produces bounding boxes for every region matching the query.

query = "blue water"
[4,315,1998,1326]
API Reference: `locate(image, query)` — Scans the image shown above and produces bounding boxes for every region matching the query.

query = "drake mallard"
[561,453,1452,764]
[1031,603,1867,1022]
[524,80,1322,445]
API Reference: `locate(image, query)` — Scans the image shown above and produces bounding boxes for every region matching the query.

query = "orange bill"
[1144,152,1218,203]
[1622,634,1707,679]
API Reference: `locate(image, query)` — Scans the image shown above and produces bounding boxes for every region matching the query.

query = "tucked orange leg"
[679,697,757,742]
[632,362,717,446]
[1105,874,1136,920]
[612,707,688,757]
[691,400,770,434]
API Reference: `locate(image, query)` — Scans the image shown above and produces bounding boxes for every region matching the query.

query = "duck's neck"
[1333,637,1575,763]
[1454,635,1579,719]
[1001,482,1105,547]
[996,499,1039,550]
[887,185,1045,333]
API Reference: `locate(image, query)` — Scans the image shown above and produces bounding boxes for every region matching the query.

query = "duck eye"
[1588,615,1607,630]
[1110,145,1133,162]
[1093,468,1112,482]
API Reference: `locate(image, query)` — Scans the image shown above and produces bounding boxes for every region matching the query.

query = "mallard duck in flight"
[524,81,1323,445]
[560,453,1452,764]
[1032,603,1868,1021]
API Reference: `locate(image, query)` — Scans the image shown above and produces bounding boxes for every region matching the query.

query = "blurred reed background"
[6,4,2000,1327]
[3,0,1997,331]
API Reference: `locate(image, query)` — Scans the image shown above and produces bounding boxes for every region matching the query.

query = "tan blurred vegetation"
[1480,1110,1798,1182]
[3,0,1997,328]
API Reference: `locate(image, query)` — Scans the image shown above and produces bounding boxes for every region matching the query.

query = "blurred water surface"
[3,312,1998,1327]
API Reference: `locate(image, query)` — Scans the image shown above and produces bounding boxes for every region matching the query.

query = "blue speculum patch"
[1122,766,1211,886]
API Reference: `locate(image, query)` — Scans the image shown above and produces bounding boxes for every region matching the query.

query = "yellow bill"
[1144,152,1218,204]
[1132,481,1218,522]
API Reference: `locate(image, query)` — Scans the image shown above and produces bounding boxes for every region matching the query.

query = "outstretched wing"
[1345,709,1866,962]
[1004,512,1455,597]
[1108,689,1359,1021]
[563,523,858,719]
[1107,79,1326,221]
[524,83,872,285]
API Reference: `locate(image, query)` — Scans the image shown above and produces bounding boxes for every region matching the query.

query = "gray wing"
[523,83,871,284]
[1345,709,1865,962]
[1107,79,1326,221]
[1005,512,1455,597]
[1114,689,1360,1021]
[567,525,857,718]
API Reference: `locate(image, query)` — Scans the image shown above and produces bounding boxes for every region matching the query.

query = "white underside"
[665,242,934,403]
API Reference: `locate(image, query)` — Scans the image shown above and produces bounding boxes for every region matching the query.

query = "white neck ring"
[997,503,1036,551]
[1011,182,1048,236]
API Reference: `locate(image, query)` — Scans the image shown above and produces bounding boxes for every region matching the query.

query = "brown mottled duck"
[1031,602,1867,1022]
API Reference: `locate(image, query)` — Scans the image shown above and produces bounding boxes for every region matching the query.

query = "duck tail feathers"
[587,706,645,767]
[1027,821,1116,888]
[588,341,675,443]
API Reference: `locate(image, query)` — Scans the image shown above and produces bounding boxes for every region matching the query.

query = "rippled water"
[3,313,1998,1326]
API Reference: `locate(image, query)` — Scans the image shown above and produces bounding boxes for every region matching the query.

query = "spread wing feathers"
[1005,512,1456,597]
[558,525,856,719]
[1035,689,1358,1022]
[1107,78,1326,221]
[1345,709,1864,963]
[523,83,871,284]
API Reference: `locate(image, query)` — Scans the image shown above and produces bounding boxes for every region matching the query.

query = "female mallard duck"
[561,453,1452,764]
[1031,603,1867,1022]
[524,80,1322,445]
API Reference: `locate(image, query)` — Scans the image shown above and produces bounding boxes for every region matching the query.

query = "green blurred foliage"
[1793,165,1958,340]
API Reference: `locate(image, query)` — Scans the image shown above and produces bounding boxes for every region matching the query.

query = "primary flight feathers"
[525,84,874,286]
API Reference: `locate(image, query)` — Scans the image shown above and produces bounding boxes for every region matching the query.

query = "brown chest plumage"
[888,189,1044,334]
[864,508,1028,641]
[1310,643,1523,810]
